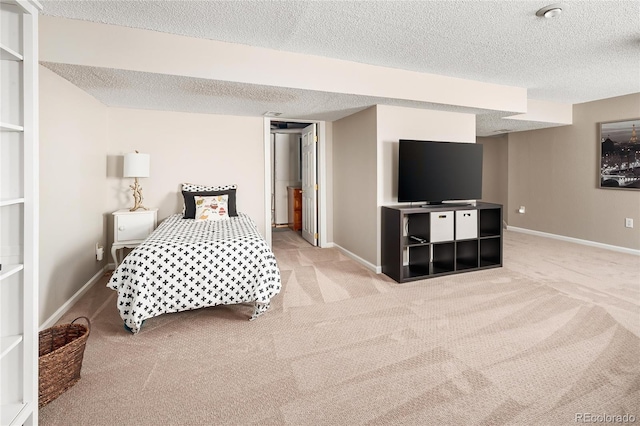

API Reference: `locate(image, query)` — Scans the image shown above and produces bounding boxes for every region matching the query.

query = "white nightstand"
[112,209,158,267]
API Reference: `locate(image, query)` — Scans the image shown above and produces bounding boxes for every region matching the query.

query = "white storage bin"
[430,211,454,242]
[456,210,478,240]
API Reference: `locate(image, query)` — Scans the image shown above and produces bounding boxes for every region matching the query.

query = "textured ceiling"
[40,0,640,135]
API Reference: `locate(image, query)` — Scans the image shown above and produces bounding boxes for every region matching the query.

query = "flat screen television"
[398,139,483,206]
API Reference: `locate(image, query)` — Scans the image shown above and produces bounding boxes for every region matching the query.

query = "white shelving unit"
[1,0,41,424]
[0,43,23,61]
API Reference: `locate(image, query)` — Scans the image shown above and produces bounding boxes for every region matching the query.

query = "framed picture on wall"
[599,118,640,190]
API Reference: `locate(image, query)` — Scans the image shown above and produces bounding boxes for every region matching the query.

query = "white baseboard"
[507,226,640,256]
[333,243,382,274]
[39,266,109,330]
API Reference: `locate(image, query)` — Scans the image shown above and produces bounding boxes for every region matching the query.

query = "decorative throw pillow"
[181,183,238,218]
[194,195,229,221]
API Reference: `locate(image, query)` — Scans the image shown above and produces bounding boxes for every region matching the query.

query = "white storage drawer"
[430,211,454,242]
[456,210,478,240]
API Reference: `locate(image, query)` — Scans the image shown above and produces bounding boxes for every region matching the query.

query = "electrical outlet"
[518,206,525,214]
[625,218,633,228]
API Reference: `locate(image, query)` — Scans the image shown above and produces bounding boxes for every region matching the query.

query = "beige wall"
[332,107,378,265]
[39,66,108,323]
[376,105,476,266]
[376,105,476,207]
[478,135,508,212]
[331,105,476,268]
[507,93,640,250]
[106,108,266,248]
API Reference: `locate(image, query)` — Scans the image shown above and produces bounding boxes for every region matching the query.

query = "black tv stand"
[381,202,503,283]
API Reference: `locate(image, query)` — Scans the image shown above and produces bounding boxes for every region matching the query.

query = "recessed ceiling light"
[536,4,563,18]
[263,111,282,117]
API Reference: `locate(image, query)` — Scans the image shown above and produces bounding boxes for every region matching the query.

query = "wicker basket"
[38,316,90,407]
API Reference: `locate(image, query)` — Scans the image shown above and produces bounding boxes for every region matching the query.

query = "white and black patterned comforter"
[107,213,281,333]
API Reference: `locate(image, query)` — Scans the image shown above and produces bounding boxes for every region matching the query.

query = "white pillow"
[194,195,229,221]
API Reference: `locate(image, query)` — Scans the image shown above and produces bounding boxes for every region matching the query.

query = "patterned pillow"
[181,183,238,218]
[194,195,229,221]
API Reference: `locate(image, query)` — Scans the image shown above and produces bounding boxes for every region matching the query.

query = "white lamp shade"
[123,152,150,178]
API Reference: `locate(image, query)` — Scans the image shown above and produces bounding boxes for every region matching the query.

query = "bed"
[107,209,281,334]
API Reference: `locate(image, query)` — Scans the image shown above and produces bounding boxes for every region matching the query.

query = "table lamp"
[123,151,150,211]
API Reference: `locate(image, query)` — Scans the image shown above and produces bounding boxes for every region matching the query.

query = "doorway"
[264,119,327,248]
[270,121,315,246]
[270,125,303,229]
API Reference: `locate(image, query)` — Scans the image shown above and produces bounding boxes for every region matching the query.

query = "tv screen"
[398,139,483,205]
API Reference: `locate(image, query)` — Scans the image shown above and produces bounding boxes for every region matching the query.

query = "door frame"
[263,118,327,248]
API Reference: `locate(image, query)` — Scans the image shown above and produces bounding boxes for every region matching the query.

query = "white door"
[301,123,317,246]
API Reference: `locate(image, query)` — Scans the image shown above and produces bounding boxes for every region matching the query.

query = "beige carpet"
[40,230,640,425]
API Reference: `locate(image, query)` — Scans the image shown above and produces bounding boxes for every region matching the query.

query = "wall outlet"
[518,206,525,214]
[625,218,633,228]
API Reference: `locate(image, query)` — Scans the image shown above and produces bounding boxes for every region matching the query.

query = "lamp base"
[129,178,148,212]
